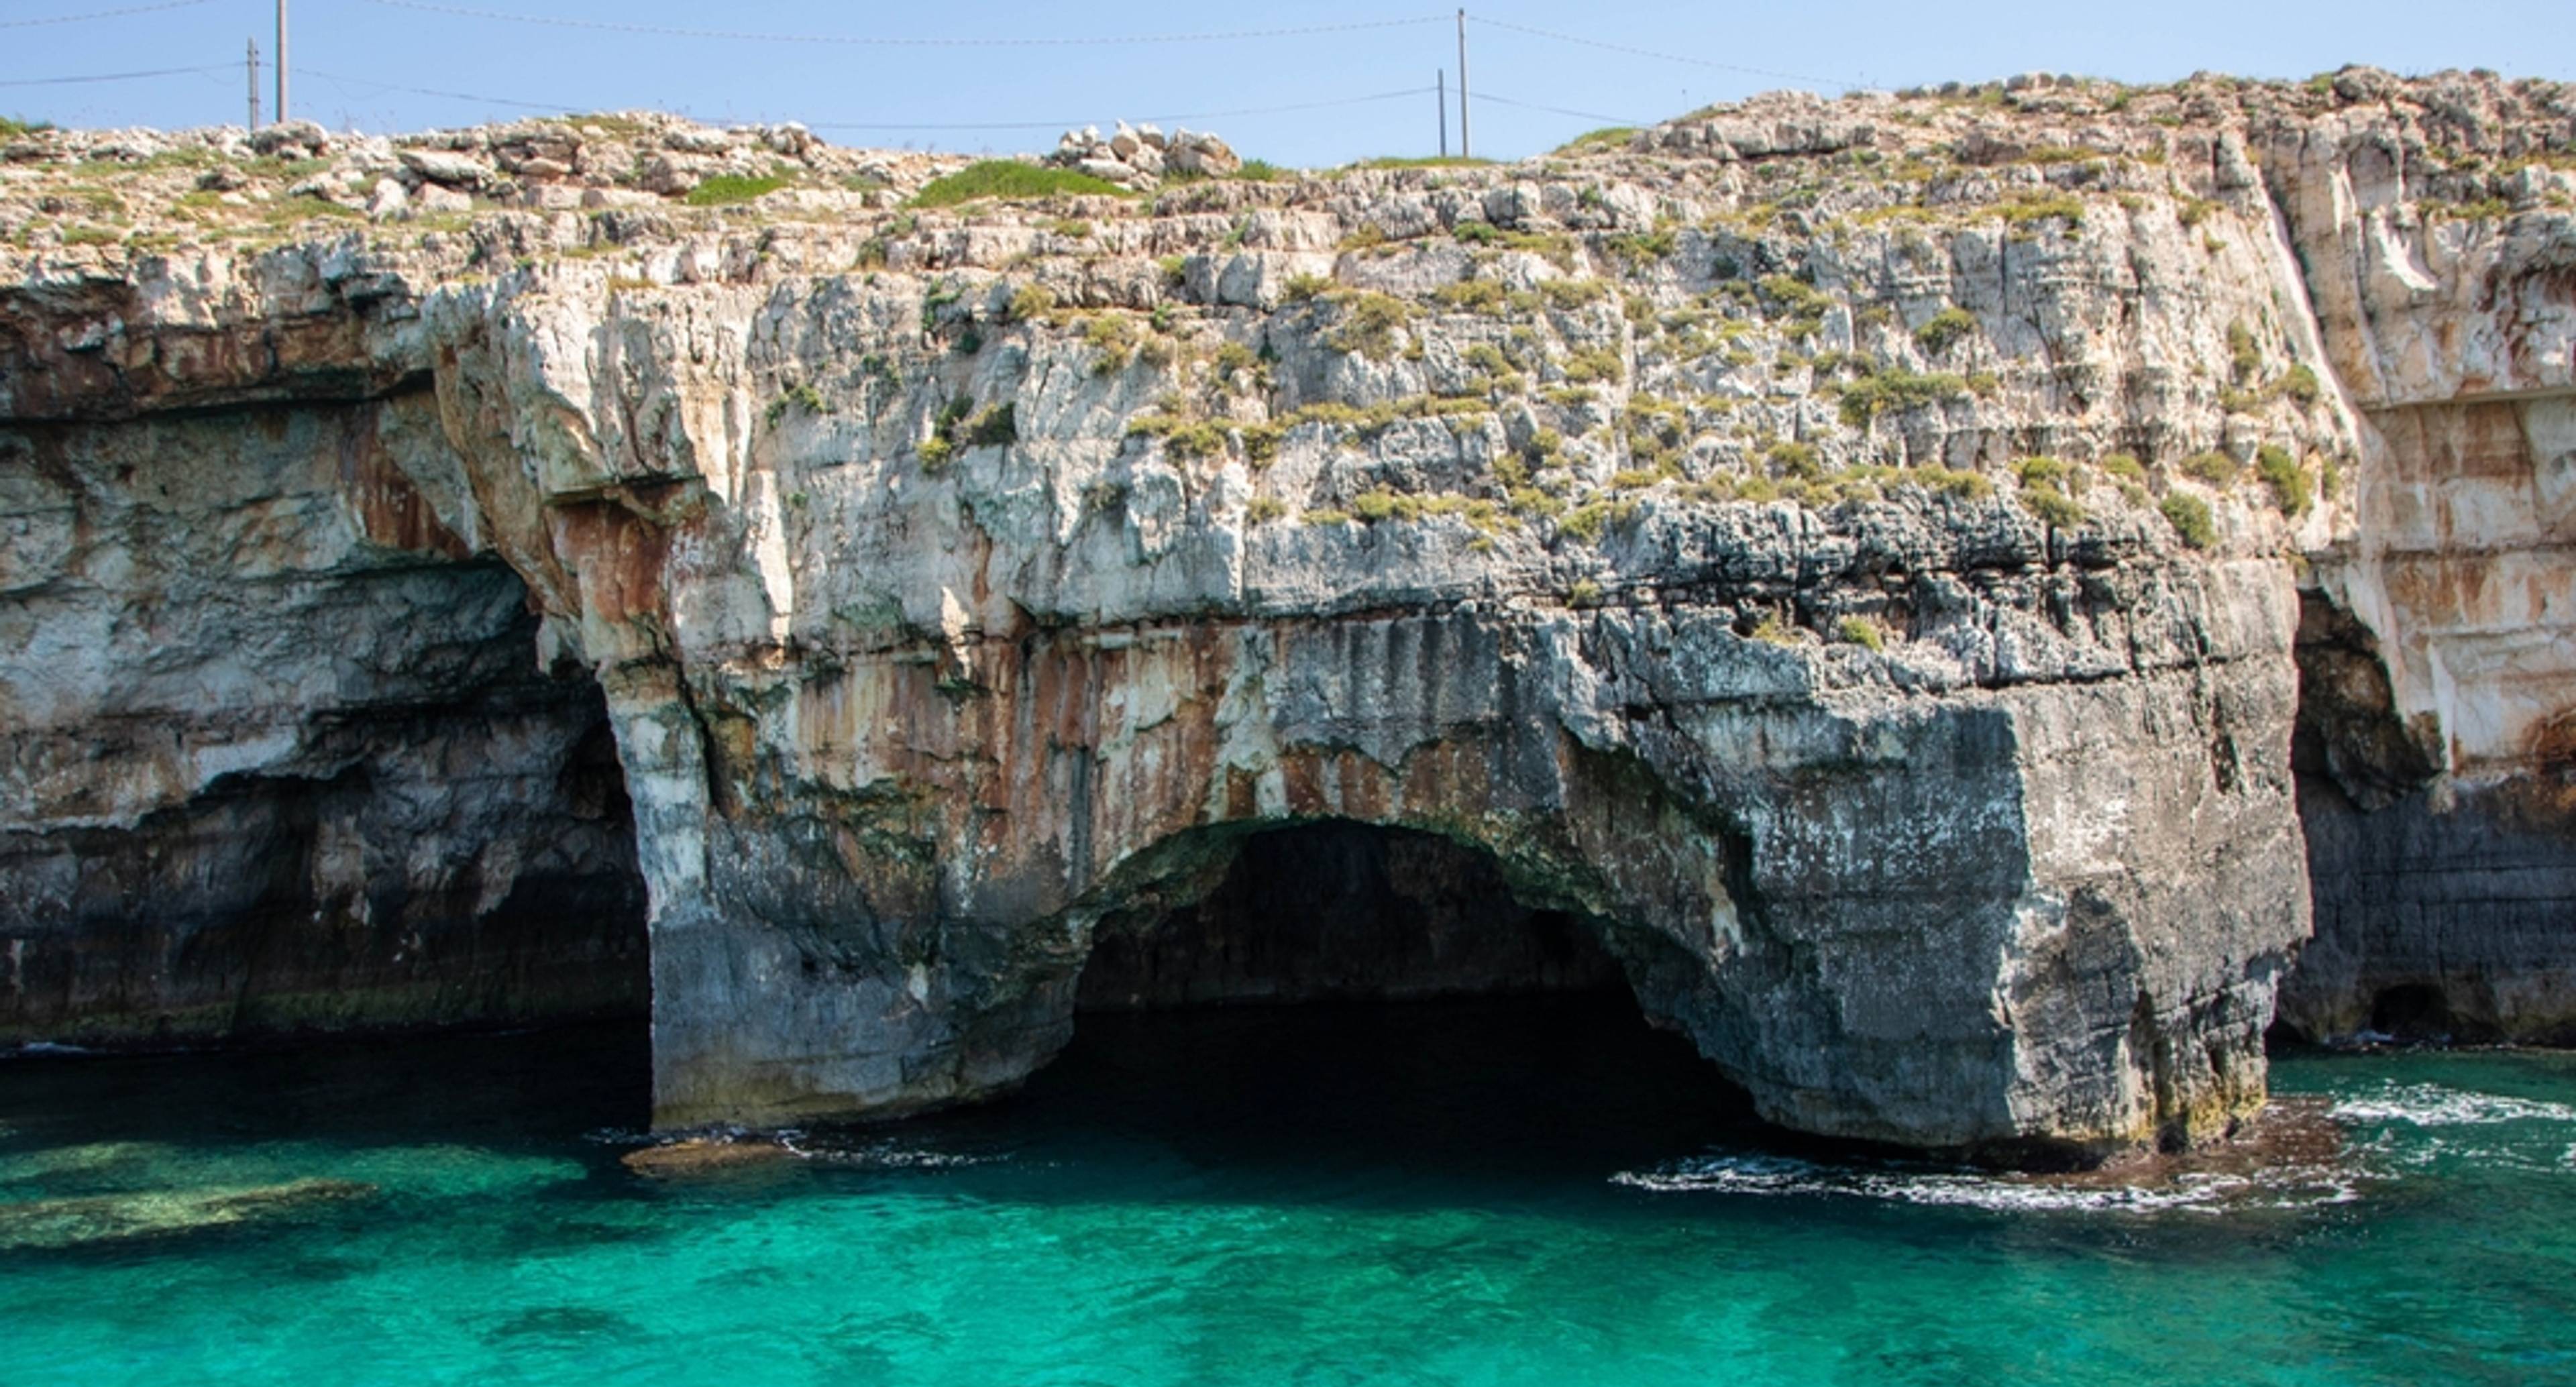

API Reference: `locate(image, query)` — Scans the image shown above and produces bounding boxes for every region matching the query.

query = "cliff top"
[3,66,2570,264]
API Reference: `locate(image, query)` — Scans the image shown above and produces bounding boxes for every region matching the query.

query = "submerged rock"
[621,1138,804,1177]
[0,1178,375,1250]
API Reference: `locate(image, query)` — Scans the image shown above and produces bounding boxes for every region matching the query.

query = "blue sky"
[7,0,2571,164]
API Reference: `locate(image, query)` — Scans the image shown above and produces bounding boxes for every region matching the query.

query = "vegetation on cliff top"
[912,161,1134,209]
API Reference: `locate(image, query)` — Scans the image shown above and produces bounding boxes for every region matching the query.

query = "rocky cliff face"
[2,70,2569,1162]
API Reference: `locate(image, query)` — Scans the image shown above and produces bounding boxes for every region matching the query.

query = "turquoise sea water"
[2,998,2571,1386]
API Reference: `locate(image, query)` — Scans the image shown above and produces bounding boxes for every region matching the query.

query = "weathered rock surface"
[1,69,2570,1162]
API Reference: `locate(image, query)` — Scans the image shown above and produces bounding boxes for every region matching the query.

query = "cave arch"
[1071,818,1631,1013]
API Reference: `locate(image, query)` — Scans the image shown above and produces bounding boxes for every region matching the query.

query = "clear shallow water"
[2,998,2572,1386]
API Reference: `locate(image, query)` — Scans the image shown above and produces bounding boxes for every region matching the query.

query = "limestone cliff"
[2,69,2569,1162]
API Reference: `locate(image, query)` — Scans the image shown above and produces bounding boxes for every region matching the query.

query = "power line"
[808,87,1441,133]
[301,66,581,113]
[1467,15,1855,90]
[360,0,1448,47]
[301,68,1440,133]
[0,0,207,27]
[1470,90,1650,127]
[0,63,231,87]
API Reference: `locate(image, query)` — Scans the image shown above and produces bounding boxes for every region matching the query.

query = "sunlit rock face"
[3,68,2569,1162]
[2260,89,2576,1044]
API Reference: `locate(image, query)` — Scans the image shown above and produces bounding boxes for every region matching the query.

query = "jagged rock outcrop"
[2,70,2570,1162]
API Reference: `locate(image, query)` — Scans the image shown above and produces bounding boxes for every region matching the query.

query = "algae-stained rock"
[0,1178,376,1251]
[621,1138,804,1177]
[1,70,2570,1162]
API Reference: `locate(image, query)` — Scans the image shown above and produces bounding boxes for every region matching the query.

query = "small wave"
[2328,1084,2576,1127]
[786,1135,1004,1171]
[5,1042,93,1058]
[1612,1153,2363,1215]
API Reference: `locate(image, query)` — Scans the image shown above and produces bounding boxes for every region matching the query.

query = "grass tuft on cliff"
[685,174,790,207]
[1,115,54,140]
[912,161,1134,209]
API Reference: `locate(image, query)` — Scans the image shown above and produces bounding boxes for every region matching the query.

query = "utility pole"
[274,0,288,125]
[246,38,262,129]
[1454,9,1470,160]
[1437,71,1447,158]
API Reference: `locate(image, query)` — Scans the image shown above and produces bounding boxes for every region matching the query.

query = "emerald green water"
[3,999,2572,1386]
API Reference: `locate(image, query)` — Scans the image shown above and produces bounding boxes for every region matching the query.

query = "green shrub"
[1081,315,1140,373]
[1913,307,1979,355]
[1238,420,1285,464]
[965,402,1018,447]
[1765,440,1823,480]
[1558,498,1635,544]
[2226,321,2262,383]
[2255,444,2310,516]
[1998,192,2085,227]
[1540,278,1612,311]
[2020,483,2087,527]
[1555,126,1639,155]
[1758,274,1833,318]
[2279,363,2322,406]
[918,435,955,471]
[1561,347,1625,384]
[1749,614,1798,645]
[2183,451,2241,487]
[1837,616,1884,651]
[2101,453,2147,484]
[2013,455,2069,488]
[765,382,828,425]
[1283,273,1334,303]
[1325,292,1412,359]
[911,160,1132,208]
[1567,577,1605,607]
[1302,508,1352,526]
[1006,284,1056,322]
[1913,467,1994,500]
[1605,227,1678,266]
[1049,217,1092,239]
[1126,414,1226,458]
[1433,279,1507,313]
[0,116,56,140]
[1838,370,1970,426]
[684,174,789,207]
[2161,492,2216,549]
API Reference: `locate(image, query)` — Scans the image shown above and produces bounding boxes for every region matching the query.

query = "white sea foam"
[1612,1153,2363,1215]
[5,1041,93,1058]
[2328,1083,2576,1127]
[784,1135,1004,1171]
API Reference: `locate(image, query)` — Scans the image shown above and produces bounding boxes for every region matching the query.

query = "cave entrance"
[1075,821,1622,1012]
[1046,822,1754,1171]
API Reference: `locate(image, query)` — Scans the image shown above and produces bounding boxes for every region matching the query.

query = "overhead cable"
[301,66,596,113]
[1468,15,1853,89]
[806,87,1441,132]
[360,0,1448,47]
[0,63,231,87]
[300,68,1440,133]
[1468,90,1653,127]
[0,0,208,28]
